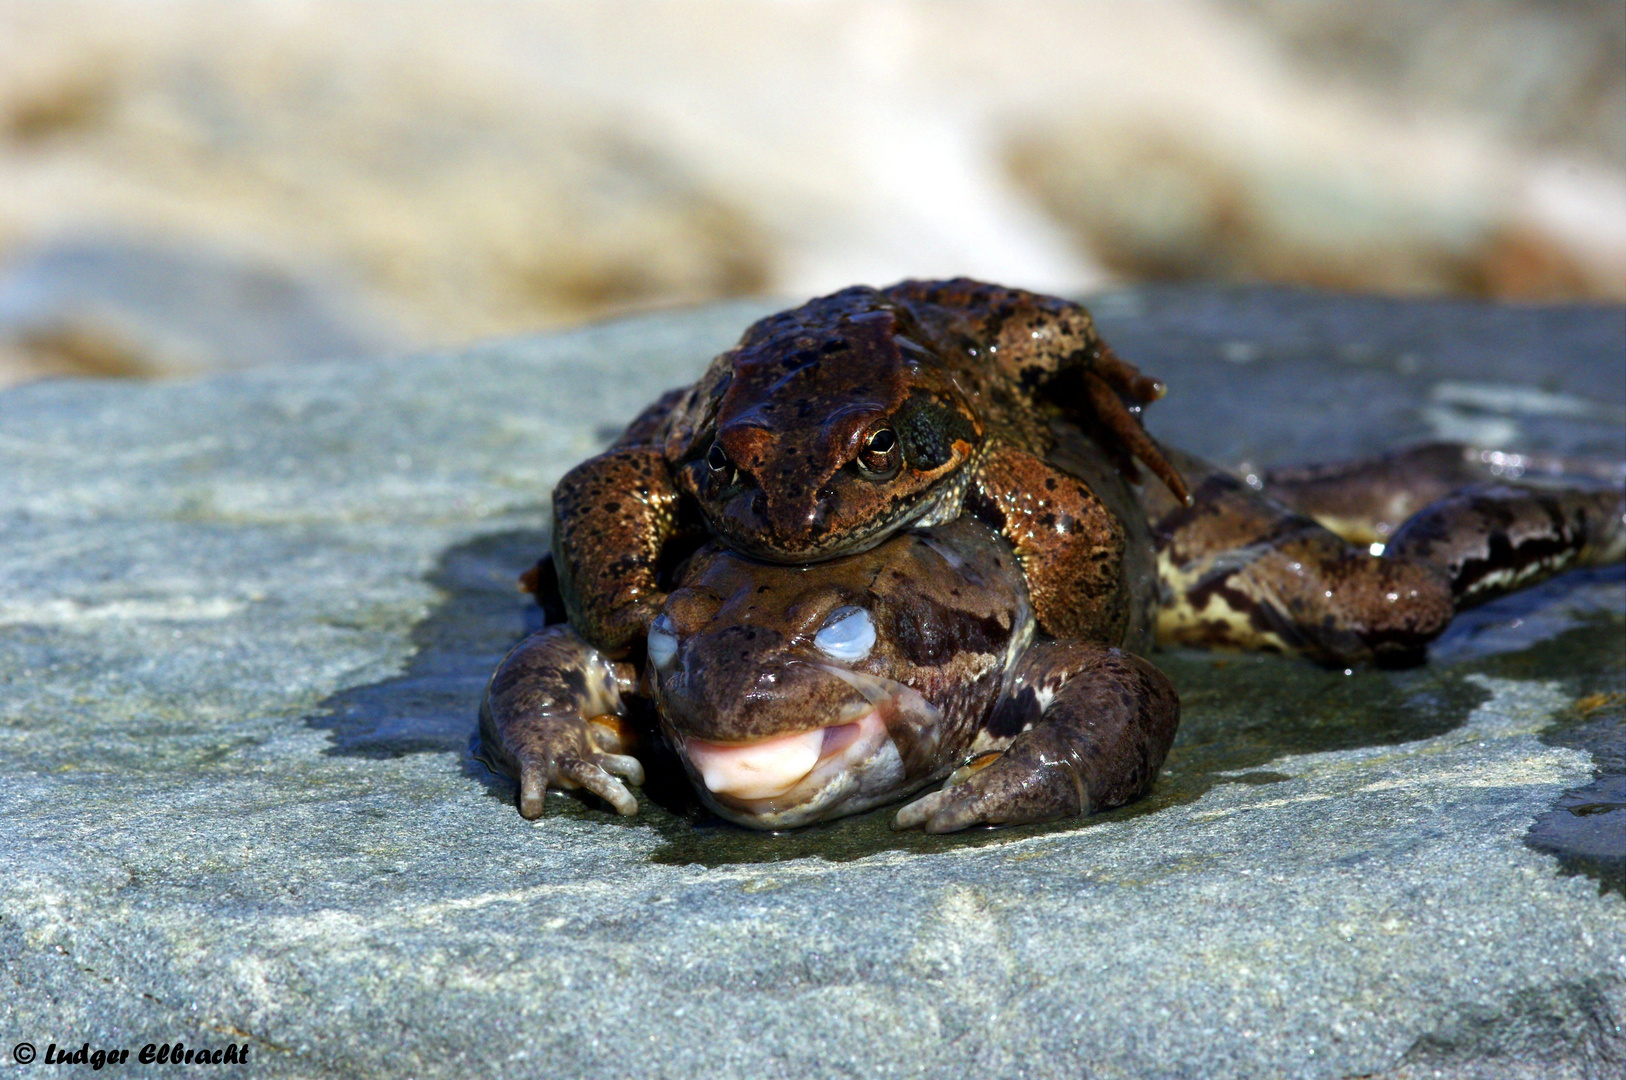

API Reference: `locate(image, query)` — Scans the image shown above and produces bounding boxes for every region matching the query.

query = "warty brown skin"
[494,434,1624,828]
[649,522,1026,749]
[550,278,1188,656]
[1149,445,1626,662]
[488,517,1183,831]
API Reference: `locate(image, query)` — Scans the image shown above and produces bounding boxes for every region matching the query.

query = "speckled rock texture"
[1,287,1622,1079]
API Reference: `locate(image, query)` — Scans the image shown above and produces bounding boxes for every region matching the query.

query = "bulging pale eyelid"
[813,606,875,662]
[647,614,678,669]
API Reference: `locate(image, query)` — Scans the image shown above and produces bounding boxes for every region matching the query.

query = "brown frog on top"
[550,278,1191,657]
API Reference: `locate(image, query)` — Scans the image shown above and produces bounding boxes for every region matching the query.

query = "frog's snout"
[711,483,832,559]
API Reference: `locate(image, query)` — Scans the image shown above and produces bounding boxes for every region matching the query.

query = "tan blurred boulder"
[0,237,403,381]
[1006,0,1626,300]
[0,0,771,380]
[1,0,1620,388]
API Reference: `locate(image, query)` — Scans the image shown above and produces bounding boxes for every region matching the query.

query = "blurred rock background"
[1,0,1621,387]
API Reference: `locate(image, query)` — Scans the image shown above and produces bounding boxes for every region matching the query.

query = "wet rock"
[0,288,1622,1079]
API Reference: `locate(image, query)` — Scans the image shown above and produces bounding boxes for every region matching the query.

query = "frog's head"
[647,518,1032,829]
[673,291,984,563]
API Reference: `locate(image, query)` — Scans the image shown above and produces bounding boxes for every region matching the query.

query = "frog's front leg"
[478,625,645,819]
[894,643,1179,832]
[551,446,699,656]
[967,446,1130,642]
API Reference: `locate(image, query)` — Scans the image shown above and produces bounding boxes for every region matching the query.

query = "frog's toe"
[559,758,639,817]
[597,752,646,787]
[932,788,1002,833]
[893,750,1010,831]
[518,756,550,820]
[515,754,639,819]
[892,784,999,833]
[892,788,953,831]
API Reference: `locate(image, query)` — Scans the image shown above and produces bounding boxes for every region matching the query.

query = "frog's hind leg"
[1254,441,1625,606]
[1152,451,1625,662]
[1255,441,1625,548]
[1385,481,1626,609]
[1151,458,1456,662]
[893,642,1179,833]
[884,278,1191,504]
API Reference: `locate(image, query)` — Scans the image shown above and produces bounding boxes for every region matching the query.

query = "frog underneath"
[484,516,1179,832]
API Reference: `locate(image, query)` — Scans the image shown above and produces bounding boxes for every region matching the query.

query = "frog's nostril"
[762,492,822,539]
[811,493,835,533]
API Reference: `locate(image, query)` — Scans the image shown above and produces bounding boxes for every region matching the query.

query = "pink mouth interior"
[684,711,876,801]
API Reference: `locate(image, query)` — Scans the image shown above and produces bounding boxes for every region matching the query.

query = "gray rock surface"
[1,287,1622,1079]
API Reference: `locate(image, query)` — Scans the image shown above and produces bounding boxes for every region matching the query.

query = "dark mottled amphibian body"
[487,518,1181,831]
[1152,443,1625,662]
[487,416,1624,829]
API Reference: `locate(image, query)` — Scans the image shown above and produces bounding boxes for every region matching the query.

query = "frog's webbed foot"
[1079,349,1190,505]
[894,643,1179,832]
[478,625,645,819]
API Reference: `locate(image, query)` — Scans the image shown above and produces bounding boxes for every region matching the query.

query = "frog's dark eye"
[856,427,901,480]
[706,442,731,474]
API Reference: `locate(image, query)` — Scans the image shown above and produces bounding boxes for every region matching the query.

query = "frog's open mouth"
[683,707,884,802]
[671,668,942,827]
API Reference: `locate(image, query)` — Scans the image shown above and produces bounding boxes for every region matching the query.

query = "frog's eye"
[856,427,901,480]
[647,614,679,669]
[813,606,875,662]
[706,442,731,474]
